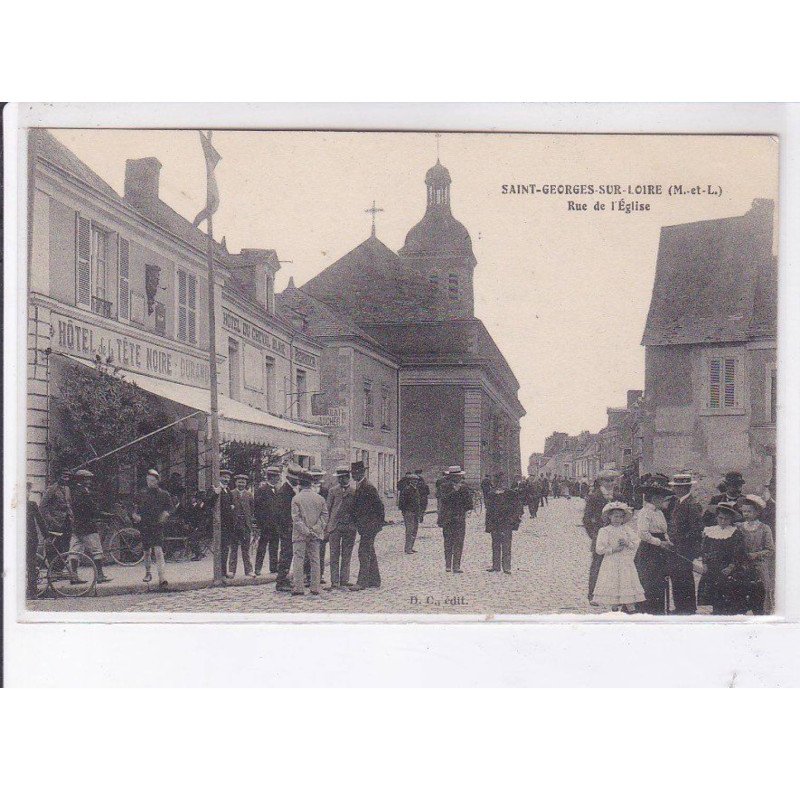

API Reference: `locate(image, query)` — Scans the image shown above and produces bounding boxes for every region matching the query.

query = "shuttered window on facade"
[177,269,197,343]
[709,356,737,409]
[118,238,130,320]
[76,214,91,308]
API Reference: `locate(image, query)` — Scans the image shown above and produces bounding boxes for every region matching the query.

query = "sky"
[50,129,779,461]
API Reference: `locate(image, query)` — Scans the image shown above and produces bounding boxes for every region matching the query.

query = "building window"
[76,216,113,317]
[708,356,738,410]
[118,238,130,321]
[381,386,391,429]
[448,273,459,301]
[177,269,197,343]
[264,356,275,413]
[296,369,308,419]
[90,226,112,317]
[228,338,240,401]
[363,381,374,427]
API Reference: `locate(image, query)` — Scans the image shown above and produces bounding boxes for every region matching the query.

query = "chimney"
[125,157,162,204]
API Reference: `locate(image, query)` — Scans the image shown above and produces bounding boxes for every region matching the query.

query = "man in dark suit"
[438,466,473,573]
[274,465,301,592]
[485,476,522,574]
[216,470,236,578]
[666,472,704,614]
[350,461,385,590]
[228,474,255,577]
[582,469,625,603]
[397,471,421,554]
[254,464,282,575]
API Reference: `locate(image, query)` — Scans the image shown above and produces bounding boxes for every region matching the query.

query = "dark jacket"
[582,489,625,541]
[353,479,385,536]
[40,482,74,533]
[703,492,745,527]
[397,478,420,513]
[253,482,277,532]
[485,488,522,533]
[669,494,704,559]
[417,481,430,509]
[71,485,98,536]
[438,482,473,528]
[219,487,236,532]
[231,488,255,532]
[273,482,296,538]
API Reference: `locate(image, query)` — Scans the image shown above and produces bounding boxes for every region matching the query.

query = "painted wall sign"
[50,311,210,388]
[222,308,288,357]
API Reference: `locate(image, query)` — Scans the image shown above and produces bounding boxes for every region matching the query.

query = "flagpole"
[206,177,224,586]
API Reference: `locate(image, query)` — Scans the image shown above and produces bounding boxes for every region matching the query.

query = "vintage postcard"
[15,122,779,619]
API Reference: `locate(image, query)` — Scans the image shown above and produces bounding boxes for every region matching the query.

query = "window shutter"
[187,273,197,343]
[76,215,91,307]
[118,238,130,320]
[709,358,721,408]
[177,270,187,341]
[723,358,736,408]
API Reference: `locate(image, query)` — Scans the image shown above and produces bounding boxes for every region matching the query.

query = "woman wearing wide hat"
[634,473,674,614]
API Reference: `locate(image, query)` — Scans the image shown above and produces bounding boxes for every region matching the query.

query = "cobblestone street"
[30,497,598,615]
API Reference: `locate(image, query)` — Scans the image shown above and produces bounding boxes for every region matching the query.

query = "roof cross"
[365,199,384,237]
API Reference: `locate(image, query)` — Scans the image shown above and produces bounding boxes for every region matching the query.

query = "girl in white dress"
[593,501,645,612]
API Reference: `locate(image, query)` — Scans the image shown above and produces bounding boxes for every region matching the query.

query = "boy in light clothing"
[291,472,329,596]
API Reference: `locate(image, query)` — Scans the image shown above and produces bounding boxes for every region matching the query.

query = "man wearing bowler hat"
[350,460,385,590]
[254,464,282,576]
[666,472,704,614]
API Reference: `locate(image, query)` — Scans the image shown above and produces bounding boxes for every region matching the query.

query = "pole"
[207,211,224,586]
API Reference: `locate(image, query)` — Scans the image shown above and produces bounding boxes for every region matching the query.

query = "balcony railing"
[92,296,113,318]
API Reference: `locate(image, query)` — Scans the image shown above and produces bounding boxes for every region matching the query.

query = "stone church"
[300,159,525,485]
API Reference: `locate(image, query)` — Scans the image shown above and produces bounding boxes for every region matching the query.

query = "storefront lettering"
[51,313,209,388]
[222,308,288,357]
[293,347,317,369]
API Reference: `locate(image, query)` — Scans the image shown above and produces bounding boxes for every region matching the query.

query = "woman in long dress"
[592,501,645,612]
[739,494,775,614]
[634,475,673,614]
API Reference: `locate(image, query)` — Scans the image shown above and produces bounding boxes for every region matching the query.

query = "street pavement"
[28,496,600,615]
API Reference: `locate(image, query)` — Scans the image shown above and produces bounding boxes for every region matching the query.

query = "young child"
[739,494,775,614]
[592,501,645,612]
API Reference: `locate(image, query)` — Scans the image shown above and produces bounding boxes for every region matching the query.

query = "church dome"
[425,160,451,185]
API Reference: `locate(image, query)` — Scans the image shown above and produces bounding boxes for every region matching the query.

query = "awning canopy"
[125,372,328,452]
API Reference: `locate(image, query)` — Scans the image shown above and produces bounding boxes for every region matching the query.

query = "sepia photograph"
[17,125,779,618]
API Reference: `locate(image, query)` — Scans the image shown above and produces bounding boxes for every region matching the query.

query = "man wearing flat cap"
[350,461,385,590]
[666,472,704,614]
[582,469,625,602]
[254,465,282,576]
[132,469,173,588]
[227,474,255,577]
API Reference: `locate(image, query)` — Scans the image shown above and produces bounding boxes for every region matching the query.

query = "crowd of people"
[27,458,776,615]
[581,469,776,615]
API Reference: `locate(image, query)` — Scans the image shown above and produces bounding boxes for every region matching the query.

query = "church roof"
[301,235,439,323]
[642,199,776,346]
[400,211,476,262]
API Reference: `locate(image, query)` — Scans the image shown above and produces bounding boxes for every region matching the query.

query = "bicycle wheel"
[108,527,145,566]
[35,553,49,598]
[48,551,97,598]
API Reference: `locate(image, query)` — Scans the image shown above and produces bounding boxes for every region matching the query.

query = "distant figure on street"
[132,469,172,588]
[540,475,549,506]
[480,474,493,502]
[350,461,385,590]
[582,469,624,604]
[484,476,521,574]
[438,466,473,573]
[414,469,430,524]
[325,466,356,590]
[398,471,421,554]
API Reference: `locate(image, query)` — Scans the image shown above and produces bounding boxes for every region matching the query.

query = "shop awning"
[125,372,328,451]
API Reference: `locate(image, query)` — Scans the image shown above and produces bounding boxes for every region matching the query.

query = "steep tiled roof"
[642,200,776,346]
[276,286,389,354]
[32,129,121,201]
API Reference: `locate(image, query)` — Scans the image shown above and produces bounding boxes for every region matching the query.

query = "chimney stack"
[124,157,162,204]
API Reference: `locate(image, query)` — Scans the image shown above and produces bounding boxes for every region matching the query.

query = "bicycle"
[35,532,98,599]
[102,506,146,566]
